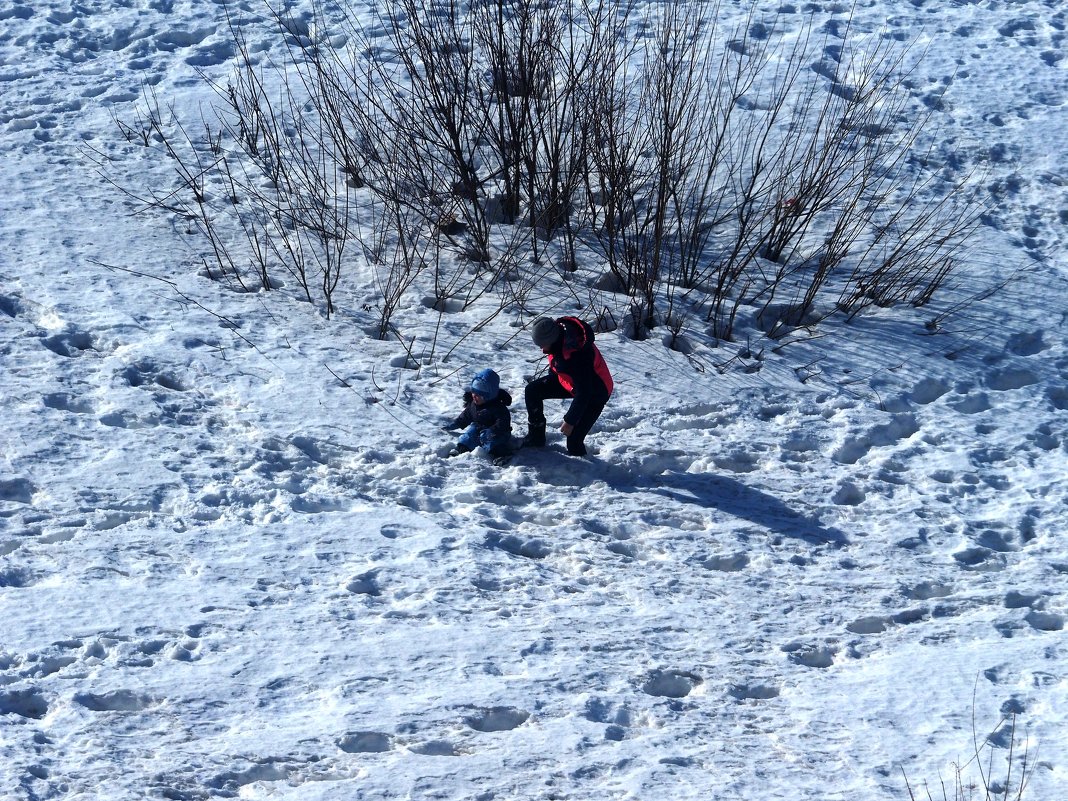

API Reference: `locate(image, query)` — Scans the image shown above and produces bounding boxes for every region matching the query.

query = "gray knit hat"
[531,317,561,348]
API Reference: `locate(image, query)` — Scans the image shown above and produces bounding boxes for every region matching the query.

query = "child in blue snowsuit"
[444,368,513,457]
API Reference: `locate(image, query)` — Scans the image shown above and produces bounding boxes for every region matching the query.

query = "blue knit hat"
[468,368,500,400]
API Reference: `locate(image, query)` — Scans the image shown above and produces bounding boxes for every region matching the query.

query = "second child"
[444,368,513,457]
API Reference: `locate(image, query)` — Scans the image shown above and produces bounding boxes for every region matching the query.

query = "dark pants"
[525,374,608,456]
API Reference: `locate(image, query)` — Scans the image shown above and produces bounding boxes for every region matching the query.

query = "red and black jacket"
[546,317,613,426]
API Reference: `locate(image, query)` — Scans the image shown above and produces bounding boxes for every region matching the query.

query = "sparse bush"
[902,713,1036,801]
[103,0,987,358]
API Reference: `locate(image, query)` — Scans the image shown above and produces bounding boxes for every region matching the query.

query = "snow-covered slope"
[1,1,1065,799]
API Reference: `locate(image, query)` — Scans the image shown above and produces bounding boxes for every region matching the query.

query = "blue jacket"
[452,390,513,454]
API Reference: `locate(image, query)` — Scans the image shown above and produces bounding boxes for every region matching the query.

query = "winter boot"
[522,424,546,448]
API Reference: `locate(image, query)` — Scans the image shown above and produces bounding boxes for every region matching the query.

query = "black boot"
[522,424,546,448]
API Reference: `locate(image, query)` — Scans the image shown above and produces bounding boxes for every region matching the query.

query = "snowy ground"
[1,1,1066,799]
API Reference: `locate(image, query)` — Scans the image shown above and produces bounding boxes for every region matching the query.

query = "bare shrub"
[688,9,985,342]
[582,0,722,338]
[902,713,1036,801]
[569,2,985,344]
[101,0,988,361]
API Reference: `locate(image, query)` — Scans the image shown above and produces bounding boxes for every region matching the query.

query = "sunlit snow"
[1,1,1066,800]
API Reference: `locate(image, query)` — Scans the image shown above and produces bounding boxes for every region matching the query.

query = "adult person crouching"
[523,316,613,456]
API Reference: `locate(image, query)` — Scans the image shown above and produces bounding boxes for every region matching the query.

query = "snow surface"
[1,1,1066,799]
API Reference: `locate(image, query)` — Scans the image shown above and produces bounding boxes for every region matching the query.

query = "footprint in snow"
[0,477,36,504]
[0,566,40,588]
[642,669,703,698]
[846,616,893,635]
[951,391,992,414]
[410,739,464,756]
[728,683,780,701]
[337,731,393,753]
[73,689,159,712]
[909,377,952,405]
[379,524,404,539]
[783,642,837,669]
[1024,610,1064,632]
[42,330,98,358]
[832,414,920,465]
[346,570,382,597]
[121,361,193,393]
[1005,330,1049,357]
[905,581,954,601]
[985,366,1039,392]
[464,706,529,732]
[0,689,49,719]
[0,293,21,317]
[1003,592,1041,614]
[700,552,750,572]
[832,481,865,506]
[484,531,550,560]
[1047,385,1068,410]
[953,547,1007,572]
[209,760,293,791]
[1027,422,1060,451]
[43,392,95,414]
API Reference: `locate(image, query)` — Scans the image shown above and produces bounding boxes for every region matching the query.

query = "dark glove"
[442,417,461,432]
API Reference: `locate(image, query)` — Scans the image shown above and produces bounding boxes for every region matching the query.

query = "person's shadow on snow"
[590,461,850,547]
[652,471,850,546]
